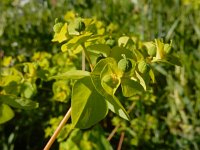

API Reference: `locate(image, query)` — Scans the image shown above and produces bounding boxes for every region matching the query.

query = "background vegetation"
[0,0,200,149]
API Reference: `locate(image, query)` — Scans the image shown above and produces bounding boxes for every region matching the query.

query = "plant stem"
[107,124,120,141]
[43,107,71,150]
[117,132,125,150]
[82,50,86,71]
[81,44,94,71]
[43,43,89,150]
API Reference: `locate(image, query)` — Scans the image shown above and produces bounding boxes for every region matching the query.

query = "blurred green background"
[0,0,200,149]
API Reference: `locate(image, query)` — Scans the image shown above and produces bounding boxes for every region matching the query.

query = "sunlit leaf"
[155,39,165,60]
[91,58,129,120]
[61,32,92,52]
[20,82,37,99]
[0,103,15,124]
[100,64,121,95]
[71,76,108,129]
[49,70,90,80]
[135,71,147,90]
[118,36,129,47]
[52,23,68,43]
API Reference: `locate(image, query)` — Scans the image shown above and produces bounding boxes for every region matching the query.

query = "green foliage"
[53,22,64,33]
[137,60,150,74]
[117,54,132,73]
[49,13,180,130]
[0,103,14,124]
[1,0,200,149]
[74,20,86,33]
[71,76,108,129]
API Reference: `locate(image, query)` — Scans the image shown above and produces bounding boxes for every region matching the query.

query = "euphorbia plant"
[44,14,181,149]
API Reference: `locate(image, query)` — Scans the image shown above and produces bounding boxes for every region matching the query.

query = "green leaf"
[49,70,90,80]
[0,68,23,86]
[152,55,182,66]
[67,18,83,35]
[121,78,144,97]
[149,69,156,83]
[71,76,108,129]
[109,46,134,62]
[135,71,150,91]
[0,103,15,124]
[143,41,157,57]
[20,82,37,99]
[0,94,39,110]
[165,55,182,66]
[52,23,68,43]
[61,32,92,52]
[91,58,129,120]
[100,64,121,95]
[87,44,111,56]
[118,36,130,47]
[155,39,165,60]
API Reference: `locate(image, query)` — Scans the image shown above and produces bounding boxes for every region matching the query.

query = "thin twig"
[117,132,125,150]
[43,108,71,150]
[107,124,120,141]
[107,101,136,141]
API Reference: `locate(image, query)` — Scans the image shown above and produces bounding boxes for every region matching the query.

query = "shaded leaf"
[121,78,144,97]
[165,55,182,66]
[0,94,39,110]
[109,46,134,62]
[87,44,111,56]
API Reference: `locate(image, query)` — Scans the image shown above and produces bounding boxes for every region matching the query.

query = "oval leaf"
[0,103,15,124]
[71,76,108,129]
[0,94,39,110]
[48,70,90,80]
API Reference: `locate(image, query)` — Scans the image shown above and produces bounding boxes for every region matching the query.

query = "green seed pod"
[118,55,132,73]
[53,22,64,33]
[138,60,150,74]
[74,21,85,32]
[96,54,106,63]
